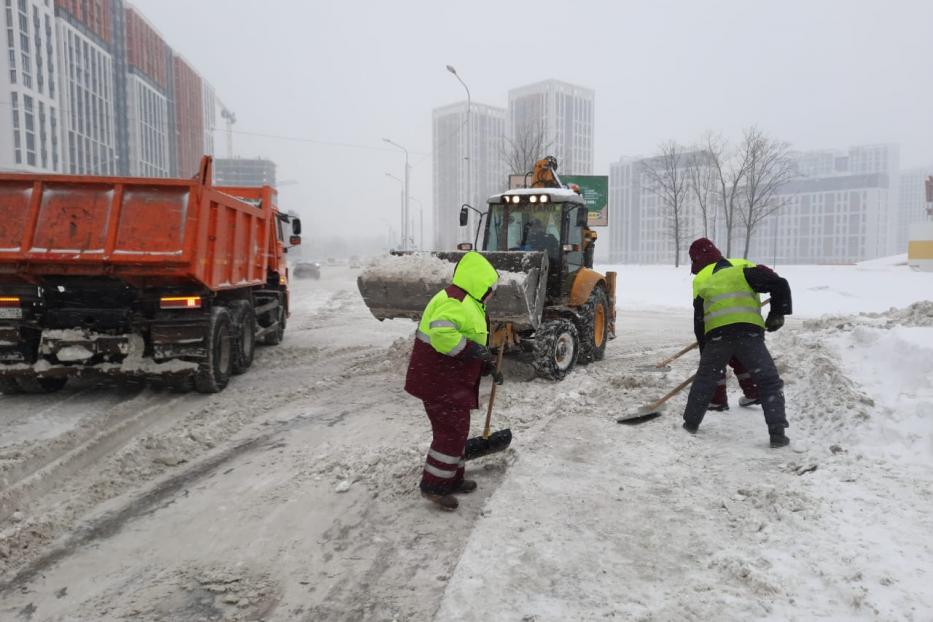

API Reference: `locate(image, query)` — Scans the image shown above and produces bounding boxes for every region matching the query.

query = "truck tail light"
[160,296,203,310]
[0,296,21,307]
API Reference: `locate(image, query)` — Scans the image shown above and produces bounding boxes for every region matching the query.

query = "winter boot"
[454,479,477,494]
[683,421,699,435]
[768,425,790,448]
[739,396,761,407]
[707,402,730,412]
[421,491,459,511]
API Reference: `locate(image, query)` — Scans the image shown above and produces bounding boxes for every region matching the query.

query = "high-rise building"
[123,5,170,177]
[508,80,594,176]
[609,143,903,265]
[432,101,505,250]
[0,0,217,178]
[214,157,276,187]
[0,0,63,173]
[608,154,708,265]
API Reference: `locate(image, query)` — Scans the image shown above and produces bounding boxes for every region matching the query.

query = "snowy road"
[0,267,931,621]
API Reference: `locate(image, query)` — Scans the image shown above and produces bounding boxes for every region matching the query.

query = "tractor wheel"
[532,319,580,381]
[230,301,256,375]
[577,286,610,365]
[194,307,234,394]
[16,375,68,394]
[0,376,23,395]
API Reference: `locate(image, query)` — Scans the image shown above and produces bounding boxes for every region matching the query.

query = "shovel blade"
[464,429,512,461]
[616,404,664,425]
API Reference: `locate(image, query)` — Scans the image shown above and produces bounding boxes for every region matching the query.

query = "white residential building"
[432,100,505,251]
[508,79,594,176]
[55,17,117,175]
[608,154,708,265]
[125,73,169,177]
[0,0,62,172]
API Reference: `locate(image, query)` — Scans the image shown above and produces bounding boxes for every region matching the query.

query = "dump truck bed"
[0,165,276,291]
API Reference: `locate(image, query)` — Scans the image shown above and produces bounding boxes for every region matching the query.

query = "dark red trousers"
[420,401,470,496]
[711,357,760,407]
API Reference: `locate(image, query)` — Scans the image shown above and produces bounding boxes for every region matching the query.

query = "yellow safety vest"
[416,252,499,355]
[693,258,764,334]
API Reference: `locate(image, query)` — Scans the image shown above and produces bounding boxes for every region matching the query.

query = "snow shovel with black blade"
[616,373,697,425]
[464,347,512,460]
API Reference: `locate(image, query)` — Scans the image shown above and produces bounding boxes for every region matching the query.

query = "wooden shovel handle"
[654,298,772,369]
[483,346,505,439]
[647,373,697,412]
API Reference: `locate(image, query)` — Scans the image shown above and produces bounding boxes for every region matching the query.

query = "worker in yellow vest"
[683,238,793,447]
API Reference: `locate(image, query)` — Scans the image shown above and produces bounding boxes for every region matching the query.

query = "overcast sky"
[132,0,933,245]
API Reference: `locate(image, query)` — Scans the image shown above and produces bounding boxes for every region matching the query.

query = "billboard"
[507,174,609,227]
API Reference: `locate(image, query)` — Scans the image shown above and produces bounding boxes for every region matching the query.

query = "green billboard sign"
[560,175,609,227]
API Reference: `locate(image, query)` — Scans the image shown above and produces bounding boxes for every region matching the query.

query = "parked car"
[293,262,321,279]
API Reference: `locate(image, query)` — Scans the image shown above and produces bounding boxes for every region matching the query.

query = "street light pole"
[383,138,410,251]
[446,65,472,242]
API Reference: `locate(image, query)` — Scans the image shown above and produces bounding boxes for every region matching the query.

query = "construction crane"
[220,104,237,158]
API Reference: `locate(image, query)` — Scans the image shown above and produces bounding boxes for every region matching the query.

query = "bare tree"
[705,132,754,256]
[502,121,552,176]
[641,141,690,267]
[685,143,717,237]
[737,127,797,259]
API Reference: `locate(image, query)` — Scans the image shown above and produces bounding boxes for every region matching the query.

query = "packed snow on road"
[1,261,931,621]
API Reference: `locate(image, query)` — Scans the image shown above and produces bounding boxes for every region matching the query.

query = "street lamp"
[446,64,472,242]
[383,138,410,251]
[385,172,405,249]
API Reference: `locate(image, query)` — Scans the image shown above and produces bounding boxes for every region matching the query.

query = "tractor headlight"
[539,194,549,203]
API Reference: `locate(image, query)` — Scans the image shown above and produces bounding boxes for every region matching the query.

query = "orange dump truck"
[0,157,301,394]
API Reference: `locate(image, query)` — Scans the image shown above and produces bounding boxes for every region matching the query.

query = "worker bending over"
[405,252,503,510]
[683,238,793,448]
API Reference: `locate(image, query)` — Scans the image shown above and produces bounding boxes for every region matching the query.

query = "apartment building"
[508,80,594,176]
[432,100,505,250]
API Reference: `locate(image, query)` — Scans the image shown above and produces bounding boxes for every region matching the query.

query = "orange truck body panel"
[0,169,279,291]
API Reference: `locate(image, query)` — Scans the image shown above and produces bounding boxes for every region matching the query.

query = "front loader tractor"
[358,158,617,380]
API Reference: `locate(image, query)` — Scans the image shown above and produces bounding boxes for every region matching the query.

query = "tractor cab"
[481,188,589,301]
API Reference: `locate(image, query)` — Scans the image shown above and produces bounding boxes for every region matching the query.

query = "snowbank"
[599,263,933,317]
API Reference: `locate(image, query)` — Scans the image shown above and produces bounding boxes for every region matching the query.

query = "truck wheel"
[532,319,579,381]
[230,301,256,375]
[577,286,610,365]
[259,302,285,346]
[16,376,68,394]
[0,377,23,395]
[194,307,234,394]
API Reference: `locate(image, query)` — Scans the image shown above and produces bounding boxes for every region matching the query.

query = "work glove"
[765,312,785,332]
[491,368,504,386]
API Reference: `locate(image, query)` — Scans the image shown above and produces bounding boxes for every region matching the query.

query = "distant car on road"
[349,255,362,269]
[293,262,321,279]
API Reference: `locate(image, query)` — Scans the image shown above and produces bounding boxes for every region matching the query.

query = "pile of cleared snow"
[599,263,933,317]
[826,325,933,464]
[359,253,455,282]
[856,253,908,268]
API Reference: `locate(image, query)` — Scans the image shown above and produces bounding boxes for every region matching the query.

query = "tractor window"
[486,204,507,251]
[506,204,563,265]
[566,208,585,272]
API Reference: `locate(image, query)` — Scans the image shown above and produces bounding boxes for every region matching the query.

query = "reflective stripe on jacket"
[693,258,765,334]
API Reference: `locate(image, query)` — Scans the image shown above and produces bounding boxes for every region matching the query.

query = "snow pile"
[359,253,455,282]
[599,263,933,317]
[827,325,933,464]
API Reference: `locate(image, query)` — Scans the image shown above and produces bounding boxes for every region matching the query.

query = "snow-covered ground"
[0,262,930,621]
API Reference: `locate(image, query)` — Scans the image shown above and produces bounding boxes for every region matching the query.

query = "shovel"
[638,342,699,372]
[616,373,697,425]
[464,346,512,461]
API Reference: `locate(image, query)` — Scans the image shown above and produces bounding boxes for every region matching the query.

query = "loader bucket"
[357,251,549,330]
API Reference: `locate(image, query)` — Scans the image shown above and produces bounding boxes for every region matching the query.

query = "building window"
[11,91,21,164]
[23,94,35,166]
